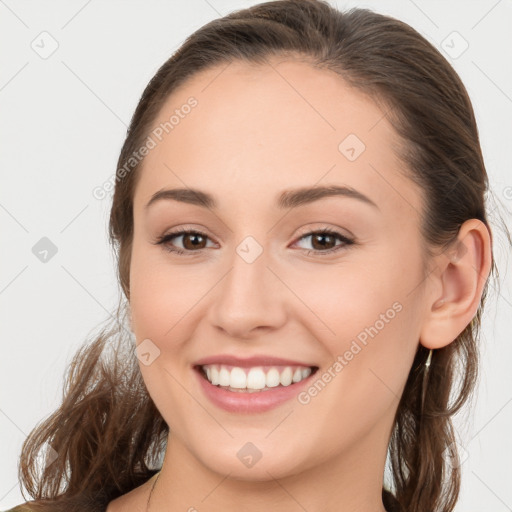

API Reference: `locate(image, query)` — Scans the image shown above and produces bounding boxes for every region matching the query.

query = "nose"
[207,240,288,340]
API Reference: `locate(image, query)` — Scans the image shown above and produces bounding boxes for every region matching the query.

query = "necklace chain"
[146,471,161,512]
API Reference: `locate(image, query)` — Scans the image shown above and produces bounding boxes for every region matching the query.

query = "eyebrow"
[144,185,379,211]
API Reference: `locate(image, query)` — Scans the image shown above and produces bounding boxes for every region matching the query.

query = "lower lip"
[193,367,317,413]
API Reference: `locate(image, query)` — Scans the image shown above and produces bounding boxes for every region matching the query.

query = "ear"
[419,219,492,349]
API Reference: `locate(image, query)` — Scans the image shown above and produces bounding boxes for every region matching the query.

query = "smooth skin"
[107,58,492,512]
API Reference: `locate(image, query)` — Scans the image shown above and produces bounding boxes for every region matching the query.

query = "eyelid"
[292,223,355,241]
[159,224,219,242]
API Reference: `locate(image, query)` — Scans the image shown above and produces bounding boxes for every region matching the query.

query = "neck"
[149,423,390,512]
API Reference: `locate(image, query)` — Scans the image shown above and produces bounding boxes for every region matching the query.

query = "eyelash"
[154,227,355,257]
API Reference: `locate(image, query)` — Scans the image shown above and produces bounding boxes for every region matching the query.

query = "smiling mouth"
[194,364,319,393]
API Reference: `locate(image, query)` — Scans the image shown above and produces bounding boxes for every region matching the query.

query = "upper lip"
[193,354,317,368]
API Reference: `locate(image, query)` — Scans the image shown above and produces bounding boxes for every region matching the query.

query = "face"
[129,58,429,480]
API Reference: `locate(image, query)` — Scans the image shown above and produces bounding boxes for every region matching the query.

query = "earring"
[425,348,433,369]
[420,348,434,414]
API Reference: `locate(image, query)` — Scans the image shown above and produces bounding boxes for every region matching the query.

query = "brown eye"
[155,229,214,255]
[294,229,355,256]
[181,232,207,250]
[310,232,337,250]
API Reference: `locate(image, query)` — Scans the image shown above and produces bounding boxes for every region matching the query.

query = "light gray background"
[1,0,511,510]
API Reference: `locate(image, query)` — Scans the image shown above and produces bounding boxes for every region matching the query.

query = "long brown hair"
[17,1,508,511]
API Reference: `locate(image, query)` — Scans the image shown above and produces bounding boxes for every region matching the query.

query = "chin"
[191,441,310,482]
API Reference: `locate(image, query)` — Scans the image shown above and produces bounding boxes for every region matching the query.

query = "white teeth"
[201,364,314,391]
[247,367,266,389]
[280,367,293,386]
[266,368,280,388]
[301,367,312,379]
[230,367,247,389]
[219,367,231,386]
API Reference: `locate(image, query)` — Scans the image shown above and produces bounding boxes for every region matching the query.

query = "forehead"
[133,58,422,219]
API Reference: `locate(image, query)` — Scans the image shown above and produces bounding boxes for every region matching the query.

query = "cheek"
[291,261,422,439]
[128,247,208,418]
[289,243,423,377]
[129,240,208,339]
[280,252,401,335]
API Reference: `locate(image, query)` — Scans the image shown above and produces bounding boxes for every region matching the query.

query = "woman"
[6,1,505,511]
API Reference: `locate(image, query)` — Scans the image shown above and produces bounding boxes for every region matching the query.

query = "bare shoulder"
[106,474,157,512]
